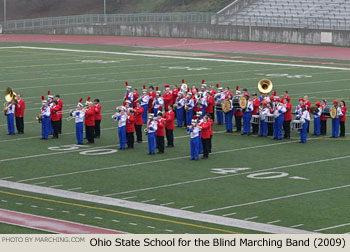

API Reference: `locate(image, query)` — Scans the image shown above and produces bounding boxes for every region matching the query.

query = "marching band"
[2,78,348,160]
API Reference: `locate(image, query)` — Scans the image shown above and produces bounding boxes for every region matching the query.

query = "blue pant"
[314,117,321,136]
[260,119,267,136]
[76,122,84,144]
[186,109,194,126]
[274,114,284,139]
[201,106,206,116]
[41,117,50,139]
[118,126,127,149]
[190,136,200,160]
[7,113,15,134]
[225,110,233,131]
[176,108,184,127]
[332,118,340,138]
[243,112,251,134]
[216,111,224,124]
[148,132,155,154]
[154,107,159,117]
[142,105,148,124]
[300,121,308,143]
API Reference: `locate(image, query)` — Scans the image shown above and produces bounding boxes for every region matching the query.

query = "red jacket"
[163,110,175,130]
[252,98,260,115]
[50,105,60,122]
[210,90,216,96]
[205,96,215,114]
[163,91,173,110]
[200,121,211,139]
[148,91,156,109]
[134,106,144,125]
[304,101,311,112]
[126,115,135,133]
[172,89,179,104]
[85,107,95,126]
[132,92,139,108]
[234,109,243,117]
[15,99,25,117]
[57,99,63,119]
[156,118,165,136]
[284,103,292,121]
[340,106,347,122]
[94,104,102,121]
[281,95,291,104]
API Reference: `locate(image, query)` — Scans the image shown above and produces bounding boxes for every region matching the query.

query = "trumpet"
[144,128,149,135]
[35,115,42,123]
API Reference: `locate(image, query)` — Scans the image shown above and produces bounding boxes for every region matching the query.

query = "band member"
[209,85,216,96]
[132,88,139,108]
[224,94,234,133]
[147,114,157,155]
[331,100,343,138]
[163,84,173,112]
[242,88,248,96]
[339,100,347,137]
[47,92,54,135]
[205,92,215,121]
[84,101,95,144]
[15,94,25,134]
[273,98,286,140]
[297,105,310,143]
[251,93,260,135]
[153,88,164,116]
[313,101,321,136]
[40,97,51,140]
[320,99,328,135]
[175,93,185,127]
[156,112,165,154]
[163,104,175,147]
[134,101,144,143]
[208,114,214,153]
[94,99,102,138]
[259,101,269,137]
[295,98,304,115]
[234,101,243,133]
[126,108,135,148]
[188,119,200,160]
[172,85,179,108]
[54,94,63,134]
[196,111,204,154]
[113,107,127,149]
[199,93,208,116]
[124,82,134,105]
[69,100,85,145]
[185,92,194,126]
[140,85,149,123]
[283,97,292,139]
[281,91,290,104]
[200,116,211,159]
[148,86,156,113]
[50,100,60,139]
[304,96,311,133]
[215,85,225,125]
[242,94,252,135]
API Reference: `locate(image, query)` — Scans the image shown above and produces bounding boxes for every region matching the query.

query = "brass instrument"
[184,105,189,112]
[258,79,273,94]
[310,106,318,115]
[144,128,149,135]
[3,87,17,115]
[36,115,42,123]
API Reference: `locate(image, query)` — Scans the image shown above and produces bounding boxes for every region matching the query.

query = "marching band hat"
[164,84,170,88]
[252,93,257,96]
[77,98,83,108]
[315,101,321,106]
[148,114,154,119]
[262,101,268,105]
[191,119,197,124]
[274,97,280,102]
[196,111,202,116]
[299,98,304,102]
[157,111,163,116]
[333,100,338,104]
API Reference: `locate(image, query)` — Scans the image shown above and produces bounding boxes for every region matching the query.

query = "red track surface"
[0,209,125,234]
[1,34,350,60]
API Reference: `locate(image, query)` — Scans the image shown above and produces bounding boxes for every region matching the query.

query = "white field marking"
[244,216,259,221]
[147,226,155,229]
[94,217,103,220]
[180,206,195,210]
[289,176,309,180]
[0,180,315,234]
[165,229,174,232]
[314,223,350,232]
[62,210,70,213]
[1,200,8,203]
[46,208,54,211]
[141,199,156,203]
[290,224,304,228]
[0,176,14,180]
[129,223,138,226]
[78,213,86,216]
[222,213,237,217]
[84,190,99,194]
[18,46,350,71]
[0,46,23,50]
[0,219,59,234]
[160,202,175,206]
[49,185,63,188]
[267,220,281,224]
[15,202,23,205]
[201,184,350,214]
[67,187,82,191]
[112,220,120,223]
[31,205,38,208]
[121,196,137,200]
[33,182,47,185]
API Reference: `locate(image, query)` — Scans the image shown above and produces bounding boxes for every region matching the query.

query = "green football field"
[0,42,349,234]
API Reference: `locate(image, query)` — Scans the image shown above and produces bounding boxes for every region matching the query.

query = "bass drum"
[292,120,303,130]
[232,96,241,109]
[216,99,224,112]
[322,105,332,118]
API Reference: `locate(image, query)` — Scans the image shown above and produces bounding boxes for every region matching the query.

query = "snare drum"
[292,120,303,130]
[232,96,241,109]
[216,100,224,112]
[250,115,260,124]
[322,105,332,118]
[266,115,275,123]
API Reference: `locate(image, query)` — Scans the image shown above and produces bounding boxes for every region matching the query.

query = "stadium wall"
[6,23,350,46]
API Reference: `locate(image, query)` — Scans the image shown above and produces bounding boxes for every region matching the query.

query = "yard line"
[147,226,155,229]
[0,176,14,180]
[112,220,120,223]
[222,213,237,217]
[267,220,281,224]
[67,187,82,191]
[165,229,174,232]
[141,199,156,203]
[160,202,175,206]
[290,224,304,228]
[129,223,138,226]
[1,200,8,203]
[78,213,86,216]
[46,208,54,211]
[314,223,350,232]
[201,184,350,213]
[84,190,99,194]
[94,217,103,220]
[31,205,38,208]
[33,182,46,185]
[180,206,195,210]
[49,185,63,188]
[62,210,70,213]
[19,46,350,71]
[121,196,137,200]
[15,202,23,205]
[0,180,315,234]
[244,216,259,221]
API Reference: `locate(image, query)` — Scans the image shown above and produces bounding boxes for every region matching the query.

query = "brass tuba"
[258,79,273,94]
[3,87,18,115]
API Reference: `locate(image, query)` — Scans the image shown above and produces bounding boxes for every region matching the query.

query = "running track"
[1,34,350,60]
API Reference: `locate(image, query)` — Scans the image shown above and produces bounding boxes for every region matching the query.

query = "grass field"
[0,42,349,234]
